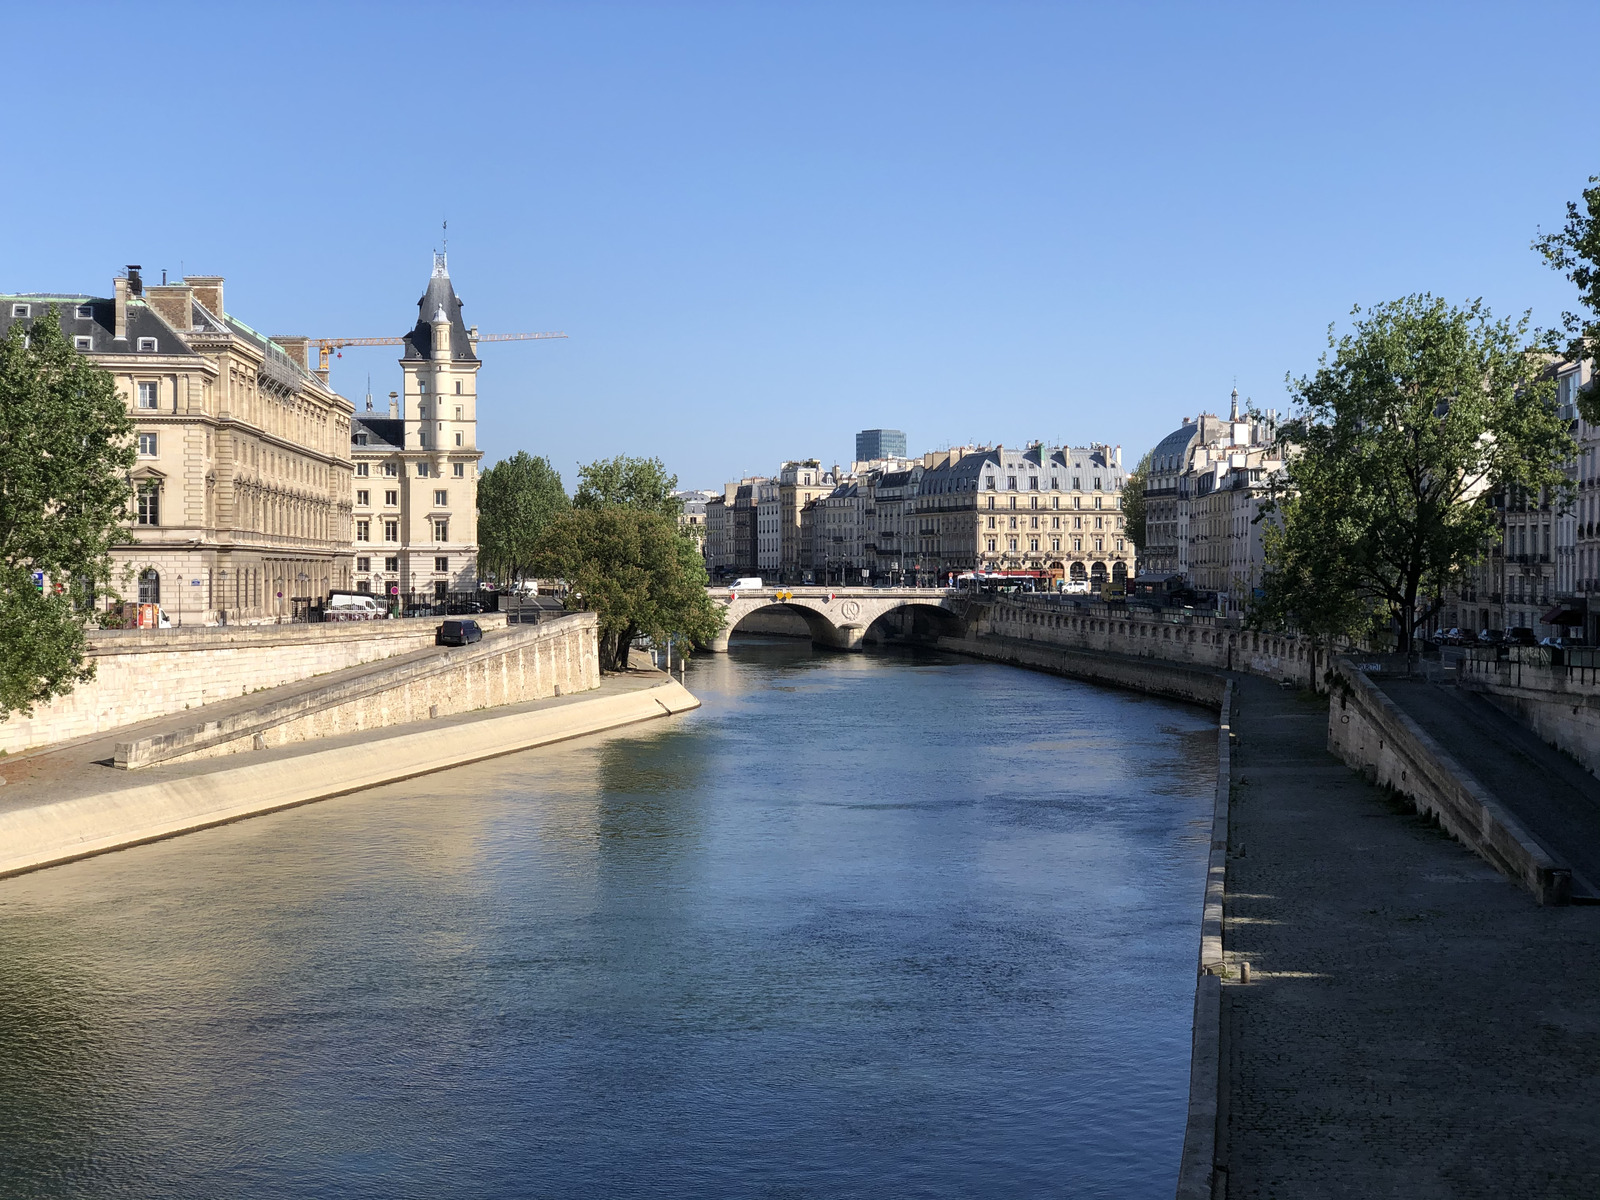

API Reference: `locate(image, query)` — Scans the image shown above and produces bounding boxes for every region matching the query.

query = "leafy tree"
[535,506,723,671]
[1250,295,1571,654]
[1534,175,1600,416]
[1122,450,1151,553]
[574,455,682,518]
[0,305,136,718]
[477,451,568,585]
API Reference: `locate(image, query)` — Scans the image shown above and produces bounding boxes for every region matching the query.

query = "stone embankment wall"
[0,676,699,880]
[937,633,1228,708]
[965,597,1319,689]
[1459,654,1600,775]
[115,614,600,769]
[1327,662,1570,905]
[0,615,507,755]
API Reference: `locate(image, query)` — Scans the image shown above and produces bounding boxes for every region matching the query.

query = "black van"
[436,618,483,647]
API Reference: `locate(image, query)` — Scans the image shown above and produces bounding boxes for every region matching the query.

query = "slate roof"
[351,415,406,451]
[1150,423,1201,473]
[0,293,199,357]
[402,253,478,363]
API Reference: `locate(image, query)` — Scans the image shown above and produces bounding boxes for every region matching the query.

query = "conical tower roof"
[402,251,477,361]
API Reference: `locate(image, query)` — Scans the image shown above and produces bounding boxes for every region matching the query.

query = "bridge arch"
[707,588,968,653]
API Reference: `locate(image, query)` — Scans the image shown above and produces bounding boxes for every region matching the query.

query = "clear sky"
[5,2,1596,489]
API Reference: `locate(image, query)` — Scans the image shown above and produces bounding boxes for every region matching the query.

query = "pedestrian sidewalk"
[1221,674,1600,1198]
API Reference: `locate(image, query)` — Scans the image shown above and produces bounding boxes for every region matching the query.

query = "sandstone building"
[348,254,484,602]
[2,268,355,623]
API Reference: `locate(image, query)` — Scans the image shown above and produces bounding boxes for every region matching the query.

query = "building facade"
[2,268,355,624]
[348,254,483,602]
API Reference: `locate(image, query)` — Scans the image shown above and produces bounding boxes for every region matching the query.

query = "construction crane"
[313,329,567,372]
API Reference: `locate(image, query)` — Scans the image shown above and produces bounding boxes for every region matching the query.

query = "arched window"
[1112,561,1127,581]
[1091,562,1108,583]
[1070,561,1087,581]
[138,568,160,604]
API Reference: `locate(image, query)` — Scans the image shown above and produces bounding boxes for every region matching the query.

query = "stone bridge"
[707,587,967,652]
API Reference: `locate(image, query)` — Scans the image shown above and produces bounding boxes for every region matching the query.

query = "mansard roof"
[351,415,405,451]
[0,293,200,357]
[402,253,478,362]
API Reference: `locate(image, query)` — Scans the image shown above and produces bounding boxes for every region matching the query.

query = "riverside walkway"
[1222,674,1600,1197]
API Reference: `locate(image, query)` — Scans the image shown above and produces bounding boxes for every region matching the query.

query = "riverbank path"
[1222,673,1600,1198]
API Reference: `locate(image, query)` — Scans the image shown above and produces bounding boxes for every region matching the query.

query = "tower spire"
[1230,386,1239,422]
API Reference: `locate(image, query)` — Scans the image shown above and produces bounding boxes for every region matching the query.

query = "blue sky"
[5,2,1596,488]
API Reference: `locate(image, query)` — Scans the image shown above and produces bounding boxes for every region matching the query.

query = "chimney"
[126,265,143,297]
[144,284,194,331]
[113,275,129,342]
[184,276,224,318]
[273,336,311,370]
[388,391,399,419]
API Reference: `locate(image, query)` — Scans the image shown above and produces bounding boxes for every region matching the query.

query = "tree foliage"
[1534,175,1600,417]
[573,455,682,518]
[477,451,568,584]
[535,506,723,671]
[0,306,136,718]
[1122,450,1151,553]
[1251,295,1571,653]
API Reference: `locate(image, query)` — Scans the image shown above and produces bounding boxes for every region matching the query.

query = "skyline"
[5,2,1598,487]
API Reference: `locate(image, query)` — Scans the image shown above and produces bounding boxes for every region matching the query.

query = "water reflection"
[0,640,1214,1199]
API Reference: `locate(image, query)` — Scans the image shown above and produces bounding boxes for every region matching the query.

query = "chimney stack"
[126,265,143,297]
[184,276,225,318]
[388,391,399,419]
[113,274,129,342]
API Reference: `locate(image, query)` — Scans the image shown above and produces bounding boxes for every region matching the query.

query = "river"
[0,640,1216,1199]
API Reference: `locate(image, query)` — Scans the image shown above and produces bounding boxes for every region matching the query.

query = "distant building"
[856,428,906,463]
[675,488,719,538]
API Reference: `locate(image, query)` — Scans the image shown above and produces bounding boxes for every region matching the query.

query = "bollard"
[1240,961,1252,984]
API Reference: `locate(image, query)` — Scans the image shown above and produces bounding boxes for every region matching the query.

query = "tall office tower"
[856,428,907,462]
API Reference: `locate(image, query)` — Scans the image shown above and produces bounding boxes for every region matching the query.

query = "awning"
[1542,605,1586,626]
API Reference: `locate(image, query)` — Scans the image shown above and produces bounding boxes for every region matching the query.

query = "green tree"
[477,451,568,585]
[1534,175,1600,416]
[1251,295,1571,654]
[535,506,723,671]
[1122,450,1151,553]
[0,305,136,718]
[574,455,682,517]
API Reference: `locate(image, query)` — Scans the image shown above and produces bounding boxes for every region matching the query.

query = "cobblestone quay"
[1221,675,1600,1197]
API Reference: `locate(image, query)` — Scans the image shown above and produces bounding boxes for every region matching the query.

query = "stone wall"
[938,633,1228,709]
[970,598,1320,688]
[1,615,507,755]
[1459,654,1600,775]
[1327,662,1570,904]
[115,614,599,768]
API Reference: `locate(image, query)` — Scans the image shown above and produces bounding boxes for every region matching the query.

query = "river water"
[0,640,1215,1199]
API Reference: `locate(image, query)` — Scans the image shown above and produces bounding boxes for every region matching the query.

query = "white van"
[731,577,765,590]
[325,592,383,621]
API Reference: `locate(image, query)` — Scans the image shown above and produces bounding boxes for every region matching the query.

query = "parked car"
[436,618,483,647]
[405,603,445,618]
[1506,626,1539,646]
[1540,636,1569,648]
[1477,629,1505,645]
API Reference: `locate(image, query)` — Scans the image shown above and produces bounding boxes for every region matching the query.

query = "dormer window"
[74,336,93,351]
[75,304,93,319]
[985,477,995,490]
[1007,477,1017,490]
[136,337,157,352]
[10,303,29,318]
[1029,476,1038,490]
